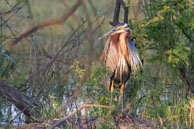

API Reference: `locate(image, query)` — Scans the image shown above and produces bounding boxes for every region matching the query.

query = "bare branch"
[110,0,121,26]
[0,82,41,118]
[110,0,129,26]
[63,1,95,112]
[10,0,83,45]
[120,0,128,23]
[87,0,98,17]
[25,0,33,19]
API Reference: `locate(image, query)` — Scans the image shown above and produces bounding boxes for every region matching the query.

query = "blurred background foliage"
[0,0,194,128]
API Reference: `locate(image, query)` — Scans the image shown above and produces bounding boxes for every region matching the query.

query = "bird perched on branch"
[99,23,142,111]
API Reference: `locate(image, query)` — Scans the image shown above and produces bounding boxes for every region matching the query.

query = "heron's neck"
[119,30,130,42]
[119,30,131,63]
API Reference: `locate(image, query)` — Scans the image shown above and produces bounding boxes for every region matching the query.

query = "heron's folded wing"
[101,37,119,72]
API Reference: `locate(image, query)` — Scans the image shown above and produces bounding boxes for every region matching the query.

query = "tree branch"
[120,0,128,23]
[0,82,41,118]
[109,0,128,26]
[110,0,121,26]
[10,0,83,45]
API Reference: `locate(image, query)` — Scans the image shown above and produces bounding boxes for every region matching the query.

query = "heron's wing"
[101,36,120,72]
[128,40,142,71]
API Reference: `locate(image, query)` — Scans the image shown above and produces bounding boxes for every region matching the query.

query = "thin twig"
[34,20,86,101]
[10,0,83,45]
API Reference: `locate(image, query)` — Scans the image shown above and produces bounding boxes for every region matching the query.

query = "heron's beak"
[98,28,116,40]
[99,24,130,40]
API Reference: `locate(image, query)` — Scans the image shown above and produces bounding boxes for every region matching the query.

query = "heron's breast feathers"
[115,55,130,81]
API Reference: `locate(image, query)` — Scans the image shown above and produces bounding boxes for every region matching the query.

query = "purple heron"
[99,23,142,110]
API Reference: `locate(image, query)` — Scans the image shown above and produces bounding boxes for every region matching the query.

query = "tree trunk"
[0,81,41,118]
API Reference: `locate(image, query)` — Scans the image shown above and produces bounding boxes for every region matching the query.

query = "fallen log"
[0,81,41,119]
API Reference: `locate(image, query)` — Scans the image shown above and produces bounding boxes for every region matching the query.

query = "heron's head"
[99,23,130,40]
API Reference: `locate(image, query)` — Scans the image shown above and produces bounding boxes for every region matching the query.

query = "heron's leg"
[120,83,124,111]
[110,80,114,105]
